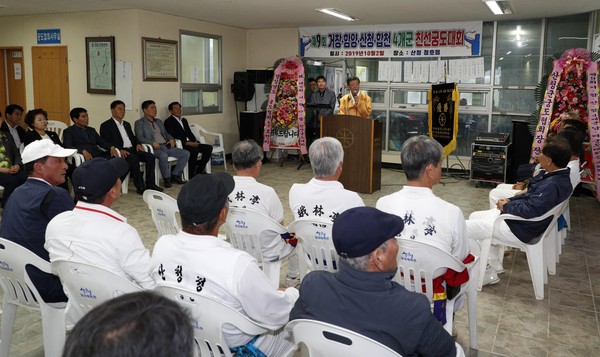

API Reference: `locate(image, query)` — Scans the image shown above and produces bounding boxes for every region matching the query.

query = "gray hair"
[401,135,443,181]
[341,240,388,271]
[309,137,344,178]
[232,140,262,170]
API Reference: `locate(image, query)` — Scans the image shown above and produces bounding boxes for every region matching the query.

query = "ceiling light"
[316,8,357,21]
[506,51,512,55]
[499,57,504,61]
[482,0,513,15]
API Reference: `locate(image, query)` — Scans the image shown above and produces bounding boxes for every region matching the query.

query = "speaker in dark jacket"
[233,71,255,102]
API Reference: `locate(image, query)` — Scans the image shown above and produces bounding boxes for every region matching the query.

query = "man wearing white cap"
[0,139,76,302]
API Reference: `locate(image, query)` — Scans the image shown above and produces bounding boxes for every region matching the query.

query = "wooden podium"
[321,115,381,194]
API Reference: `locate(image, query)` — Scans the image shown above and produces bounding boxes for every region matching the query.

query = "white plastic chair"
[558,167,582,252]
[141,140,189,185]
[225,207,288,288]
[155,284,280,357]
[189,123,226,171]
[142,190,180,238]
[285,319,402,357]
[0,238,66,357]
[394,238,479,350]
[52,260,143,321]
[46,120,68,142]
[287,219,338,279]
[480,199,569,300]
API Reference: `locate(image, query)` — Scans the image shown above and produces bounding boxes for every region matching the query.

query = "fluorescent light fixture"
[316,8,357,21]
[506,51,512,55]
[482,0,513,15]
[499,57,504,61]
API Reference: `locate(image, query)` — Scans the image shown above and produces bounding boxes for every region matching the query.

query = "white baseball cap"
[22,139,76,164]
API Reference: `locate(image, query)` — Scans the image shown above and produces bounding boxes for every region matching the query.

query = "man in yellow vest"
[338,76,372,118]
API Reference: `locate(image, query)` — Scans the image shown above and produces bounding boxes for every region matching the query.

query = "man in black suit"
[0,104,27,149]
[100,100,163,194]
[164,101,212,176]
[64,107,117,160]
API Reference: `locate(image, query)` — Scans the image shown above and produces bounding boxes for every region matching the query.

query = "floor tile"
[4,162,600,355]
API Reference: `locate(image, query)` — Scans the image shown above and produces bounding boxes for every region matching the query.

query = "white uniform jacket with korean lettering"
[229,176,293,261]
[289,178,364,222]
[376,186,469,262]
[150,232,298,355]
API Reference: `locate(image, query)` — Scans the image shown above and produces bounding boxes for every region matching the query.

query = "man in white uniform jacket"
[46,158,156,302]
[376,135,469,263]
[289,137,364,222]
[151,173,298,356]
[229,140,299,287]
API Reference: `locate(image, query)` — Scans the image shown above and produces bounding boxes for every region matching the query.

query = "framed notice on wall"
[142,37,178,81]
[86,36,116,94]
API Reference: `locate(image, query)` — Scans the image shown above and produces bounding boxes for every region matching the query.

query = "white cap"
[22,139,76,164]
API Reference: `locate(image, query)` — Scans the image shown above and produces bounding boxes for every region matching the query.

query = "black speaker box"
[239,111,265,144]
[233,72,255,102]
[509,120,534,182]
[471,145,509,182]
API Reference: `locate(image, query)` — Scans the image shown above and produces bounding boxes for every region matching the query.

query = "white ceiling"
[0,0,598,29]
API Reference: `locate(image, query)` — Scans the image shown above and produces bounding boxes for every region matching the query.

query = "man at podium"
[338,76,372,118]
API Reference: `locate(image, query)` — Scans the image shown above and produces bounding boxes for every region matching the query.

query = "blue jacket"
[0,178,74,260]
[289,261,456,357]
[503,168,572,243]
[0,178,73,302]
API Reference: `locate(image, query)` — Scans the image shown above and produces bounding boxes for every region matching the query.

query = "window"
[545,13,590,59]
[180,30,222,114]
[494,20,542,86]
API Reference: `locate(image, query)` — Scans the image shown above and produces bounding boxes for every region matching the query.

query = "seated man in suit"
[289,137,364,222]
[134,100,189,188]
[100,100,163,194]
[164,101,212,176]
[64,107,118,160]
[0,104,27,149]
[290,207,464,357]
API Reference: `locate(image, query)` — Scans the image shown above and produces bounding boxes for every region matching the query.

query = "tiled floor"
[4,158,600,356]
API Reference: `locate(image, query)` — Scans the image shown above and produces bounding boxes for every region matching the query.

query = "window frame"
[179,30,223,115]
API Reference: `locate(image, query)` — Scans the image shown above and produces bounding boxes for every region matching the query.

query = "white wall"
[0,9,248,152]
[246,28,298,69]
